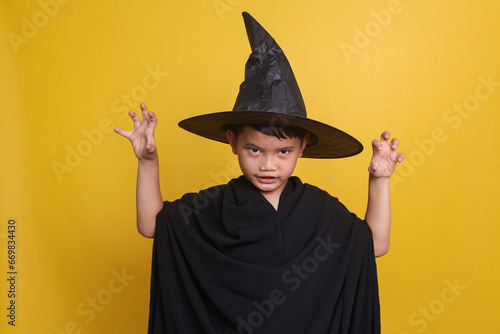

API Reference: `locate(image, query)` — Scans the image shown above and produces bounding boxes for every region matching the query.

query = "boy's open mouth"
[257,176,277,184]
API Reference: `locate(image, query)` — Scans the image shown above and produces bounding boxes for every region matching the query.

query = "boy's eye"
[249,148,260,154]
[279,150,290,155]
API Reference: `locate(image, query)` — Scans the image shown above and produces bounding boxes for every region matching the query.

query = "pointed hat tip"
[240,12,276,52]
[242,11,253,19]
[242,11,252,23]
[241,11,257,30]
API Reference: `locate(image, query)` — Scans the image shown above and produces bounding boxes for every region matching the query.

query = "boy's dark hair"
[223,124,317,146]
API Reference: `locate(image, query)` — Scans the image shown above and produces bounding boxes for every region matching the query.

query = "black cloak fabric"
[148,176,380,334]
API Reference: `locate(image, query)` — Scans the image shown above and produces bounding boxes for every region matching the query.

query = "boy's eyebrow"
[278,146,295,150]
[243,142,262,149]
[243,142,296,150]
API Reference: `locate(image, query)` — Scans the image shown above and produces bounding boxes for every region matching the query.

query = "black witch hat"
[178,12,363,158]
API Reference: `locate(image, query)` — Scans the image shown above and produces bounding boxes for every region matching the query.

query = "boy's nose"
[259,155,277,171]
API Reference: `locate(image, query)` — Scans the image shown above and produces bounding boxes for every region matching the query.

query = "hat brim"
[178,111,363,159]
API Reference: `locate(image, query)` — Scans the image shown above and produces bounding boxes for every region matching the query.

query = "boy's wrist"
[138,154,159,165]
[369,174,390,185]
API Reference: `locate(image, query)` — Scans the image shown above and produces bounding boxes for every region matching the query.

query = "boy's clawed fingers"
[114,117,134,139]
[140,103,151,122]
[372,131,390,151]
[395,148,404,163]
[114,104,157,137]
[113,111,139,139]
[374,131,404,157]
[368,130,405,177]
[383,132,405,163]
[113,103,158,160]
[140,103,158,129]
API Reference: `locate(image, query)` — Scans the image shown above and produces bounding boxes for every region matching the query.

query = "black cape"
[148,176,380,334]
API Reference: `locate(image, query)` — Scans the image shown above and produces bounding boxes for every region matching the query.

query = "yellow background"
[1,0,499,333]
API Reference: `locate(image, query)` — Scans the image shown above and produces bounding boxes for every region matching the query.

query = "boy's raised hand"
[368,131,404,178]
[114,103,158,160]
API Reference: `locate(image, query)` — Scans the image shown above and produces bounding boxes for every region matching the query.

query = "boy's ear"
[226,130,238,155]
[299,133,309,157]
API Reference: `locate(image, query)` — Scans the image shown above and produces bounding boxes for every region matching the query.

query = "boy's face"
[226,126,308,203]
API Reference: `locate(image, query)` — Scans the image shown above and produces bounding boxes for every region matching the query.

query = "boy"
[115,12,403,334]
